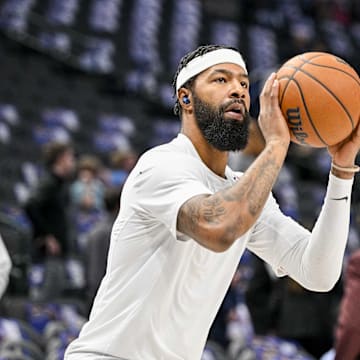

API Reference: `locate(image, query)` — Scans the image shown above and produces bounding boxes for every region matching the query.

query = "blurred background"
[0,0,360,359]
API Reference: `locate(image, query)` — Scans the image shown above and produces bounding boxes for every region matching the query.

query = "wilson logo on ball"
[286,107,308,145]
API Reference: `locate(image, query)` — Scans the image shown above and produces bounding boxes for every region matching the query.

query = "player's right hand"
[258,72,290,149]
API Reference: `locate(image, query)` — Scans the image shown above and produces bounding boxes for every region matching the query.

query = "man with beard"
[65,45,360,360]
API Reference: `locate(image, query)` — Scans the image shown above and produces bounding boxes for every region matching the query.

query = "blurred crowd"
[0,0,359,359]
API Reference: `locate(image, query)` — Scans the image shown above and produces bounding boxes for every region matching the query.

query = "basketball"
[277,52,360,147]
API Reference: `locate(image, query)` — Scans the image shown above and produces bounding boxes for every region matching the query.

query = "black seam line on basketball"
[302,63,360,87]
[278,55,324,106]
[279,67,302,106]
[298,53,327,63]
[279,54,334,98]
[297,52,359,87]
[286,66,355,128]
[279,72,294,106]
[284,75,328,146]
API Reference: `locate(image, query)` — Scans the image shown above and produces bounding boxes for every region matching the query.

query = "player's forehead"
[175,48,247,91]
[200,63,248,79]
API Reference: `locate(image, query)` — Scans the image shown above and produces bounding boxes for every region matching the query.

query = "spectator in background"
[24,141,76,301]
[0,234,11,298]
[335,248,360,360]
[103,149,138,188]
[246,254,341,358]
[71,154,105,213]
[85,187,121,314]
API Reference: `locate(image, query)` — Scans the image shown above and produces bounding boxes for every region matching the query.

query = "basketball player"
[65,44,360,360]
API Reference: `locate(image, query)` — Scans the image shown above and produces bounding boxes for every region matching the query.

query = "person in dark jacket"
[24,141,76,300]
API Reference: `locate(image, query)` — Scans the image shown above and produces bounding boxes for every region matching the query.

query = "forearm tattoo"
[245,158,279,215]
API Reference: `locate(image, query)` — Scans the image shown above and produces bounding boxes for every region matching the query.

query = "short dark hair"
[77,154,102,175]
[43,142,73,168]
[172,44,239,116]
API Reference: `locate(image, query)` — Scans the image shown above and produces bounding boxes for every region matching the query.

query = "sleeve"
[247,173,353,292]
[0,235,11,298]
[129,152,213,239]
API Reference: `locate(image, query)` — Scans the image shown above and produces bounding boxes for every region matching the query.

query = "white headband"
[176,48,247,91]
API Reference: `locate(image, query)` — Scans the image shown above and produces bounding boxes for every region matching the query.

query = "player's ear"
[178,89,192,110]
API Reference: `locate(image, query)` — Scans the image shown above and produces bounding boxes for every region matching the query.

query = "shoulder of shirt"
[137,135,199,165]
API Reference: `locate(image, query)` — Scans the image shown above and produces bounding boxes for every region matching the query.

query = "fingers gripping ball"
[277,52,360,147]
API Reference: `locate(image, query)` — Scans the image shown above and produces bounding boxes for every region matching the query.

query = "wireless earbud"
[182,96,190,104]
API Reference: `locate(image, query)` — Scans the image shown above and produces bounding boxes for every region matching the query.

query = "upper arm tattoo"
[202,196,226,223]
[177,193,229,238]
[178,144,283,241]
[177,194,207,235]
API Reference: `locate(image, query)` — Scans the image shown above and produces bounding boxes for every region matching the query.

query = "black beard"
[192,94,250,152]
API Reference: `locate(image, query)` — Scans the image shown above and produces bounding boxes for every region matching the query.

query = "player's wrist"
[331,162,359,179]
[331,162,359,173]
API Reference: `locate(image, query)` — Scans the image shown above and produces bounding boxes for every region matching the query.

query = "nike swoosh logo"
[331,196,348,201]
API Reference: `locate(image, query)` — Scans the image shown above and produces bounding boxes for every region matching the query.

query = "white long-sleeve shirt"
[65,134,353,360]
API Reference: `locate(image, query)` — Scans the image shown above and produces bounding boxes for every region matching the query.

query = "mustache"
[220,99,247,114]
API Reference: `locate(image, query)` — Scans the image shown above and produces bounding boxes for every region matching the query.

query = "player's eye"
[241,81,249,88]
[215,77,226,83]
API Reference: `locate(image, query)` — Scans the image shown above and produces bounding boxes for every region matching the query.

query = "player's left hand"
[328,120,360,168]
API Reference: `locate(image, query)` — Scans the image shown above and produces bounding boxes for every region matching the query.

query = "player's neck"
[181,123,228,178]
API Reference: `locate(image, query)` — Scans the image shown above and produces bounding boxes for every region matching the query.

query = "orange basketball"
[277,52,360,147]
